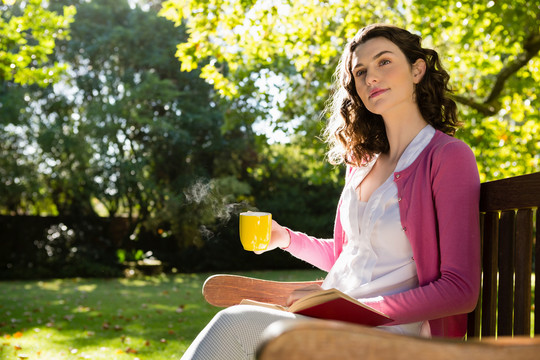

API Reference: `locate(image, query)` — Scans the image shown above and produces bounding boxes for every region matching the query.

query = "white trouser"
[181,305,307,360]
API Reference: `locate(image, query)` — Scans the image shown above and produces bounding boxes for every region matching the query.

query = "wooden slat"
[480,172,540,212]
[481,212,499,337]
[497,211,515,336]
[534,209,540,335]
[513,209,533,336]
[468,214,484,338]
[467,293,482,338]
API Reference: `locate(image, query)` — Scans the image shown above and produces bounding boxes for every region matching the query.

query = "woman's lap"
[181,305,308,360]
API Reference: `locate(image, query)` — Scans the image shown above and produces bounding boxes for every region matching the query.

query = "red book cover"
[293,296,392,326]
[242,288,392,327]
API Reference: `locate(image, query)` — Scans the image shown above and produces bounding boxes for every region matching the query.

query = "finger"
[286,293,296,307]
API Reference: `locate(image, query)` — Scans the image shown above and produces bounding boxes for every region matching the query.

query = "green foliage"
[1,0,255,244]
[161,0,540,181]
[117,248,147,263]
[247,141,343,238]
[0,0,74,214]
[0,0,75,86]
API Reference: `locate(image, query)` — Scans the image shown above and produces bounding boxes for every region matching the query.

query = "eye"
[379,59,391,66]
[355,69,366,77]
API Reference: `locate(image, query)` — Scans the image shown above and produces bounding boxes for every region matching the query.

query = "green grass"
[0,269,326,360]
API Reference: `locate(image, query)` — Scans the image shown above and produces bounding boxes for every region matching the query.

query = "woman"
[181,24,481,359]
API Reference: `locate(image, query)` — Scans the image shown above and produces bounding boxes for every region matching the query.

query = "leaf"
[125,347,138,354]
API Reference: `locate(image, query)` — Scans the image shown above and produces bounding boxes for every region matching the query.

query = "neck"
[382,106,428,163]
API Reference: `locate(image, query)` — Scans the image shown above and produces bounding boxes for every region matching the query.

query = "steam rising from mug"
[183,178,254,242]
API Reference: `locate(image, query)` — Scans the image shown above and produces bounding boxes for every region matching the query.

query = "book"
[240,288,392,327]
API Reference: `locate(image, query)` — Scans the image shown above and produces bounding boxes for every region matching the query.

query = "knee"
[212,305,254,326]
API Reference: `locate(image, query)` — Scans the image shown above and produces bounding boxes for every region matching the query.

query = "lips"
[369,88,389,99]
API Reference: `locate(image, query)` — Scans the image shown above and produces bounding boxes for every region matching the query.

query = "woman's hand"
[254,220,291,254]
[286,284,324,307]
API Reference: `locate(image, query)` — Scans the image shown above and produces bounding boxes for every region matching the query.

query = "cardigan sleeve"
[283,229,337,272]
[362,139,481,335]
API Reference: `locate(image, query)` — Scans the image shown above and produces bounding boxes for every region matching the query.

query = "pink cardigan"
[285,131,481,338]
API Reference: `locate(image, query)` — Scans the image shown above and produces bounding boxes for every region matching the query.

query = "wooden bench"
[203,172,540,359]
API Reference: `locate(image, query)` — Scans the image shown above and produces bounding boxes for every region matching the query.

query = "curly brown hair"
[324,24,460,166]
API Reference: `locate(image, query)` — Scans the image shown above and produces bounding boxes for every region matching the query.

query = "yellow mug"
[239,212,272,251]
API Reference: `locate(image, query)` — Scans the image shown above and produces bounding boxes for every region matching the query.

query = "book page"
[289,288,388,318]
[239,299,288,311]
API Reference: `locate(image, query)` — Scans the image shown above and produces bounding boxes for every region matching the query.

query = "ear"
[412,59,426,84]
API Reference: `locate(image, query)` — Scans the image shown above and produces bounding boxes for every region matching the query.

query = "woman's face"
[350,37,425,117]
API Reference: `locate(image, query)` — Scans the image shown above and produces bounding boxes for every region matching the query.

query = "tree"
[1,0,256,249]
[161,0,540,181]
[0,0,75,86]
[0,0,75,214]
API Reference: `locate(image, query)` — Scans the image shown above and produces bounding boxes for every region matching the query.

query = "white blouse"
[321,125,436,336]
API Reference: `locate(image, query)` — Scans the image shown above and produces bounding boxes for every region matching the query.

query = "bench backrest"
[468,172,540,338]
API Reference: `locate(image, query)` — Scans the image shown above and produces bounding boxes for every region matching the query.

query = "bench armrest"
[203,274,323,307]
[257,319,540,360]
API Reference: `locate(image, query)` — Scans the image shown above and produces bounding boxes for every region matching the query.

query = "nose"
[365,68,378,86]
